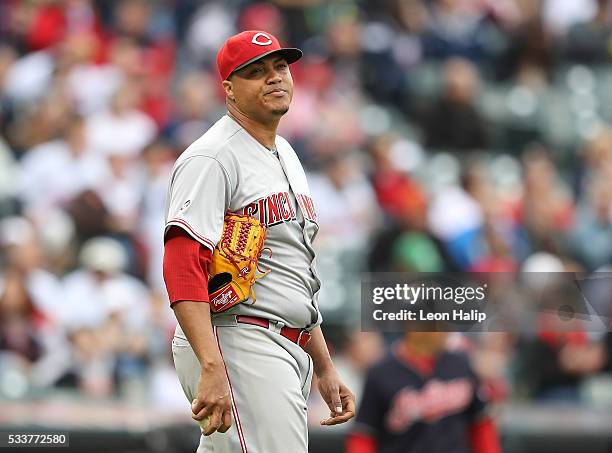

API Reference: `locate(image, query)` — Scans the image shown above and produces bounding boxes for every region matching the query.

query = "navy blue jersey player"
[347,332,501,453]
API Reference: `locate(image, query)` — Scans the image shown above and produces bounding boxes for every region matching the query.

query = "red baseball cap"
[216,30,302,81]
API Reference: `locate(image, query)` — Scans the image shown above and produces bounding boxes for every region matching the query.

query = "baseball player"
[347,331,501,453]
[163,30,355,453]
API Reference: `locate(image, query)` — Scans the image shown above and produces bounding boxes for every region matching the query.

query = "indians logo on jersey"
[242,192,317,227]
[385,379,473,432]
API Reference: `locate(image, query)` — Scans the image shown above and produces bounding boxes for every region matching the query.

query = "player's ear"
[222,80,235,102]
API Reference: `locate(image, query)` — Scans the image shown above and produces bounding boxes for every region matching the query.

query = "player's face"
[405,332,448,355]
[225,54,294,122]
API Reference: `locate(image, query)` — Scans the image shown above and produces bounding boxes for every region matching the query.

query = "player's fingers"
[192,403,214,421]
[329,407,356,425]
[320,408,341,425]
[342,393,356,417]
[191,398,205,415]
[320,414,343,426]
[219,395,232,414]
[217,409,233,433]
[320,404,355,425]
[191,398,215,417]
[320,395,356,426]
[203,410,223,436]
[320,412,353,426]
[320,408,336,423]
[324,385,342,415]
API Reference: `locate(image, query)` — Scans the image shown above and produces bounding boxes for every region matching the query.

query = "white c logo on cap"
[251,32,273,46]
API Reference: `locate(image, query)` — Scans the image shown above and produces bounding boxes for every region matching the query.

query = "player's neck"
[227,106,279,149]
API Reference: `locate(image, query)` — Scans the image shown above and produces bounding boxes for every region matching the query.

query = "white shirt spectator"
[26,270,66,323]
[61,270,151,332]
[139,164,172,290]
[17,140,107,216]
[60,236,151,331]
[4,51,54,106]
[543,0,597,35]
[427,185,483,240]
[67,64,124,115]
[86,109,156,157]
[94,155,145,228]
[309,167,380,249]
[0,269,64,324]
[187,3,235,65]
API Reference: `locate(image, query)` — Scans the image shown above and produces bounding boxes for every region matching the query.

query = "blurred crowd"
[1,0,612,423]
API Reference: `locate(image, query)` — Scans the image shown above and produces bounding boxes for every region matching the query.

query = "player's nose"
[266,71,283,84]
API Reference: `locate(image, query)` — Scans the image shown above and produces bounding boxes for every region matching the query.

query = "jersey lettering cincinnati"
[241,192,317,227]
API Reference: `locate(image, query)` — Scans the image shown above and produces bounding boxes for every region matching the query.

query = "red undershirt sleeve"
[469,418,502,453]
[163,226,212,306]
[346,432,377,453]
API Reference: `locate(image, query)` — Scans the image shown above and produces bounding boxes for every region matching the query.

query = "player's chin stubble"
[271,106,289,116]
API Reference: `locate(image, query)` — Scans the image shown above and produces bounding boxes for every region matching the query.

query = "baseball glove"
[208,213,270,313]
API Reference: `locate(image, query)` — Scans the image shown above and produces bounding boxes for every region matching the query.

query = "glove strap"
[209,283,241,313]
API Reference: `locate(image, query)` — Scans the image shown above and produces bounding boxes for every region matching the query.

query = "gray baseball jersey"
[166,114,322,452]
[164,114,322,329]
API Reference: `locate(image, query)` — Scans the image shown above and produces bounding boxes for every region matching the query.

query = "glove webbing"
[217,217,269,302]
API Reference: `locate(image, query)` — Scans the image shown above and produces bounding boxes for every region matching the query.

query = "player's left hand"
[316,370,355,426]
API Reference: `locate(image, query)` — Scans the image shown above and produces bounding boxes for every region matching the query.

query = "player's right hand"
[192,363,232,436]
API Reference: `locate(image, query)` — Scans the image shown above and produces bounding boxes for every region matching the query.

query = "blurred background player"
[347,326,501,453]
